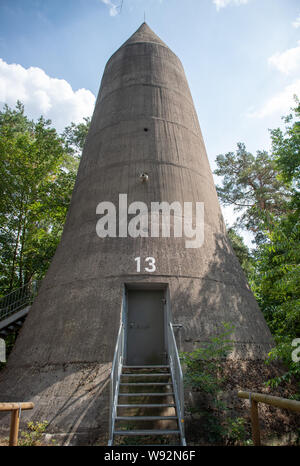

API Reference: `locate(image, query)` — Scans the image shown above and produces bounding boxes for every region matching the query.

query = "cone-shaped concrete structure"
[0,23,273,444]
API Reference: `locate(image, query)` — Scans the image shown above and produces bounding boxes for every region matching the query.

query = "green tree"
[270,98,300,188]
[214,143,291,243]
[215,101,300,393]
[253,101,300,392]
[62,116,91,157]
[0,102,89,295]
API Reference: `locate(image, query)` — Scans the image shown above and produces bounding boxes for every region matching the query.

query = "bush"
[181,322,251,445]
[19,420,49,446]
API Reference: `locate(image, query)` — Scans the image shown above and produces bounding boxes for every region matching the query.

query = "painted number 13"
[135,257,156,273]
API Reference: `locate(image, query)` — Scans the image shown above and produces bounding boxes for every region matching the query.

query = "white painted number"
[134,256,141,273]
[135,257,156,273]
[145,257,156,272]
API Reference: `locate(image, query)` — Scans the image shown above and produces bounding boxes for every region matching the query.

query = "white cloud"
[247,79,300,119]
[213,0,249,11]
[247,39,300,120]
[292,14,300,29]
[0,58,95,132]
[101,0,119,16]
[268,41,300,75]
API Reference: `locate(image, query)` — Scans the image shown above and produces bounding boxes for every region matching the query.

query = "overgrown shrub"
[19,420,49,446]
[180,322,250,445]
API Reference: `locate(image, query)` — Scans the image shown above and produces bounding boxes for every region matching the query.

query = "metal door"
[126,289,166,365]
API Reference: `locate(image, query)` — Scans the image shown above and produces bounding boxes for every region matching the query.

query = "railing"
[0,281,39,321]
[238,390,300,446]
[108,321,124,446]
[0,402,34,446]
[168,322,186,446]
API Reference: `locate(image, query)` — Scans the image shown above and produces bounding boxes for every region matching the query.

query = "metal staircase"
[0,281,39,338]
[108,321,186,446]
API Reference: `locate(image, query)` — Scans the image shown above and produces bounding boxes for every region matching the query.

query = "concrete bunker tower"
[0,23,273,444]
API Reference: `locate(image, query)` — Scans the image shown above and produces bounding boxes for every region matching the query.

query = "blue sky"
[0,0,299,242]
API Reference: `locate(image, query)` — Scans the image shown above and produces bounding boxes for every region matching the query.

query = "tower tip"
[122,22,167,48]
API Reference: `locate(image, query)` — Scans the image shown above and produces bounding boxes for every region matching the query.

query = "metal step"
[123,365,169,369]
[114,430,180,436]
[117,404,176,408]
[121,373,171,377]
[119,393,174,397]
[116,416,177,421]
[109,320,186,446]
[120,382,172,386]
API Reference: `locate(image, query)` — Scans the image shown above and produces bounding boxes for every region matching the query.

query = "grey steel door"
[126,289,166,365]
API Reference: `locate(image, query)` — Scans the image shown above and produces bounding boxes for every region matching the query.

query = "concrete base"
[0,362,111,445]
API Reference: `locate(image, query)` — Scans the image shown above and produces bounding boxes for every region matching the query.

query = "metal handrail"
[168,322,186,446]
[108,321,124,446]
[0,281,39,321]
[108,311,186,445]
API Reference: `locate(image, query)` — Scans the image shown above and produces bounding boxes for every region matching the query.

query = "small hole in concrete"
[144,128,148,132]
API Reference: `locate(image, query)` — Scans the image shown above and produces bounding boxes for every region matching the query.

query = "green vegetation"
[215,99,300,394]
[181,322,234,392]
[181,323,250,445]
[19,420,51,446]
[0,101,90,295]
[0,98,299,441]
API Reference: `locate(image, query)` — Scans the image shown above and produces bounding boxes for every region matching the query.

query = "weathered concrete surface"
[0,23,274,444]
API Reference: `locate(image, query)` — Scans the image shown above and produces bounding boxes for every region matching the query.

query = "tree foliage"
[0,102,89,295]
[215,100,300,392]
[270,97,300,187]
[62,116,91,158]
[257,101,300,391]
[215,143,292,242]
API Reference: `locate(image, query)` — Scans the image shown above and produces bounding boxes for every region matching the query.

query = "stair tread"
[119,393,174,396]
[114,430,180,436]
[120,382,172,386]
[122,373,171,377]
[123,365,169,368]
[117,404,176,408]
[116,416,177,421]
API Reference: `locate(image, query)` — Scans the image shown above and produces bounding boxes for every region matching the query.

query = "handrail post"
[250,397,261,446]
[168,322,186,446]
[0,402,34,446]
[238,390,300,445]
[108,321,124,446]
[9,408,20,446]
